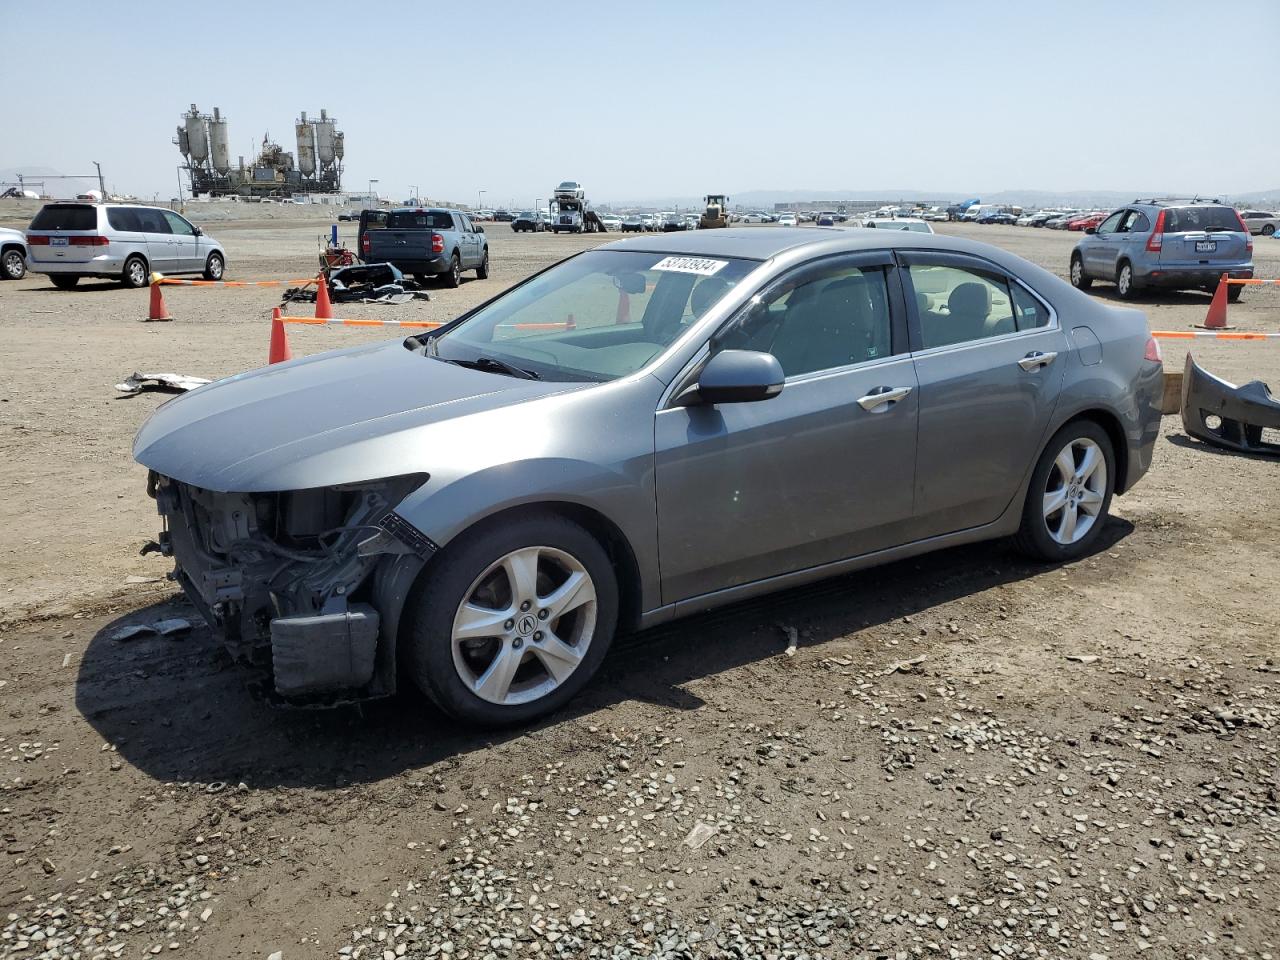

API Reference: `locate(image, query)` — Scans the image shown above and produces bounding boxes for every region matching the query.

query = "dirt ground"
[1,216,1277,959]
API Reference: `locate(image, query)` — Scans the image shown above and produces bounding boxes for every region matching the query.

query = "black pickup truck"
[358,208,489,287]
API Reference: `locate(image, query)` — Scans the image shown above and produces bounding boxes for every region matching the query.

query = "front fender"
[392,454,660,612]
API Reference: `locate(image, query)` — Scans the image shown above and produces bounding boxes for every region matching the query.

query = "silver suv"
[25,202,227,289]
[1069,199,1252,300]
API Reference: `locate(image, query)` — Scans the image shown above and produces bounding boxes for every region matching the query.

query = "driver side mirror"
[192,226,203,236]
[474,224,484,233]
[1085,227,1096,235]
[675,350,784,406]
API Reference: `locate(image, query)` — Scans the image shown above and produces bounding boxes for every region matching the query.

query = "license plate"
[50,237,68,247]
[1195,240,1217,253]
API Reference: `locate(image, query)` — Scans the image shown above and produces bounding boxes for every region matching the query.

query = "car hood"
[133,340,586,492]
[0,227,24,242]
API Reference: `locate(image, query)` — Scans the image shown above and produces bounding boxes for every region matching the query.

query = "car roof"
[598,226,1009,262]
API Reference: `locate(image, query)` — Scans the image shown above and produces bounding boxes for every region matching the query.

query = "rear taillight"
[69,236,109,246]
[1235,210,1253,252]
[1143,335,1162,364]
[361,234,370,253]
[26,235,49,245]
[431,233,444,254]
[1145,210,1165,252]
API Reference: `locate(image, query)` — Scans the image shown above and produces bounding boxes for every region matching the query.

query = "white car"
[860,217,934,234]
[598,215,622,231]
[776,214,798,227]
[1,226,28,280]
[1239,210,1279,237]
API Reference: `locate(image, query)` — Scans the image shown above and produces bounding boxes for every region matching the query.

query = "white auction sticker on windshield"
[650,256,728,276]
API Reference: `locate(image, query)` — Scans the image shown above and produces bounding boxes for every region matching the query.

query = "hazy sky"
[4,0,1278,204]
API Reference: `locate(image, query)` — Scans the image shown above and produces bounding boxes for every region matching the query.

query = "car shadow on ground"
[1085,286,1216,307]
[76,520,1133,790]
[30,280,127,293]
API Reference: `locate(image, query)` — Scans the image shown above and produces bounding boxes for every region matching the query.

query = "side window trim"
[895,250,1057,353]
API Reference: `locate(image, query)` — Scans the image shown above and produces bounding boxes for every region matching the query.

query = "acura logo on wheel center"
[516,615,537,636]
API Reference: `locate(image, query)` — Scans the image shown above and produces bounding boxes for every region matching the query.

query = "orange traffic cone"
[1197,274,1234,330]
[268,308,292,364]
[314,273,333,320]
[146,273,171,321]
[614,292,631,325]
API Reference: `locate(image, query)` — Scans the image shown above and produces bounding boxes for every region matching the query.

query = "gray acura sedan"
[134,229,1163,725]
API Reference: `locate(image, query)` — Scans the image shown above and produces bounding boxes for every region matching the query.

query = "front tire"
[51,275,79,290]
[1069,254,1092,290]
[442,253,461,288]
[1262,224,1275,237]
[203,252,224,281]
[2,248,25,280]
[476,249,489,280]
[1114,261,1136,300]
[122,255,149,289]
[1015,420,1115,563]
[404,513,618,727]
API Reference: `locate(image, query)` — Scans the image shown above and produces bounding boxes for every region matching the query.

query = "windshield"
[430,250,756,382]
[517,211,535,218]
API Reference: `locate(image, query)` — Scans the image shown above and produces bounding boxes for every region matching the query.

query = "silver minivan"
[25,203,227,289]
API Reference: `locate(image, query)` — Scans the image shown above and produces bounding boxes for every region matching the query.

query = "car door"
[161,211,201,272]
[1082,210,1125,277]
[133,207,176,273]
[655,252,918,604]
[462,214,481,267]
[901,252,1068,539]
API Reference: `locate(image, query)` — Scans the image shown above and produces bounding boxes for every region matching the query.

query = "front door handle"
[1018,351,1058,371]
[857,385,913,411]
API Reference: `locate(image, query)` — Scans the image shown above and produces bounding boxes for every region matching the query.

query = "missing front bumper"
[1181,353,1280,456]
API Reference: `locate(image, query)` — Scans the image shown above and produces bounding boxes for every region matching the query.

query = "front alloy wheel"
[406,513,618,726]
[1069,255,1091,290]
[2,249,25,280]
[452,546,597,706]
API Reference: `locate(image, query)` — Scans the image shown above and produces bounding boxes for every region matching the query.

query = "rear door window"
[107,208,142,231]
[134,209,171,234]
[30,205,96,231]
[1164,206,1242,232]
[1010,283,1050,331]
[907,263,1017,348]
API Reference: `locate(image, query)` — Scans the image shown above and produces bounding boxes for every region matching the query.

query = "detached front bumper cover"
[1181,353,1280,456]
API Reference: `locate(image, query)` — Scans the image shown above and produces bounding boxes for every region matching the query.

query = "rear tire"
[476,249,489,280]
[1069,254,1092,291]
[51,275,79,290]
[1114,260,1136,300]
[1,248,25,280]
[1227,286,1243,303]
[122,255,149,289]
[1014,420,1115,563]
[1262,224,1275,236]
[442,253,461,288]
[404,513,618,727]
[203,252,224,281]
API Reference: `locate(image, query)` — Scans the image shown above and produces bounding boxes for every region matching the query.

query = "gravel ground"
[1,215,1278,959]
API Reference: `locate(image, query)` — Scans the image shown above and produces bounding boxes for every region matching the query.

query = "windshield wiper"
[437,356,540,380]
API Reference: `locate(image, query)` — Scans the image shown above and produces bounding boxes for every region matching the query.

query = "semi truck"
[550,180,606,234]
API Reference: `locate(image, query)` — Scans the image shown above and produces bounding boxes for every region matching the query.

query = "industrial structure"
[175,105,344,198]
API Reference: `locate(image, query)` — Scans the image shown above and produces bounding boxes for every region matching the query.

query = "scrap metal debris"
[1065,654,1100,664]
[109,618,193,642]
[282,262,431,305]
[115,372,211,397]
[682,821,718,849]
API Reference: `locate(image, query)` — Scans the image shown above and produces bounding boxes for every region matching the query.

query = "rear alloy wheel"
[476,249,490,279]
[2,248,25,280]
[1015,421,1114,562]
[1262,224,1275,236]
[442,253,461,288]
[1069,255,1092,291]
[406,514,618,726]
[203,252,224,281]
[1115,261,1136,299]
[122,255,149,289]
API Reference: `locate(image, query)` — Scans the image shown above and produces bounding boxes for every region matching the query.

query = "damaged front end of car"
[146,471,432,705]
[1181,354,1280,456]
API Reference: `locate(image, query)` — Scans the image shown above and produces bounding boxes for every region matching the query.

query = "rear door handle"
[1018,351,1058,371]
[857,385,913,411]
